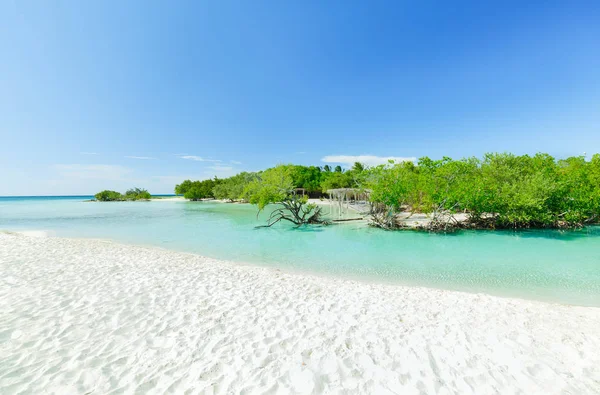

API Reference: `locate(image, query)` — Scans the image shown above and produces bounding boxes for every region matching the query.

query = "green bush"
[124,188,151,201]
[94,190,124,201]
[175,153,600,229]
[368,153,600,228]
[175,178,220,201]
[94,188,151,202]
[213,172,259,201]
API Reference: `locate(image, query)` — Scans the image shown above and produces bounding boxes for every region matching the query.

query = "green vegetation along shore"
[175,153,600,231]
[94,188,151,202]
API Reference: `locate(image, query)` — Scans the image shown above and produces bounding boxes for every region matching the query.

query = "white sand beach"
[1,232,599,394]
[149,197,187,202]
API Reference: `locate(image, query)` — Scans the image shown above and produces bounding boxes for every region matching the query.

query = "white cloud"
[125,156,156,160]
[230,160,242,165]
[80,152,98,155]
[321,155,417,168]
[177,155,221,162]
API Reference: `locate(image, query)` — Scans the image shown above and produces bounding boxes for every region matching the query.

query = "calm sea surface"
[1,196,599,306]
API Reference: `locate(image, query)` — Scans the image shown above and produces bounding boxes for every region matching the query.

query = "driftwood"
[256,196,330,228]
[331,217,363,222]
[369,207,400,230]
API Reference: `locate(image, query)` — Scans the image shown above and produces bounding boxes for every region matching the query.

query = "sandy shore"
[1,233,599,394]
[149,196,187,202]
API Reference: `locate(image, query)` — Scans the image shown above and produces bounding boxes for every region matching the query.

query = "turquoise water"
[1,196,600,306]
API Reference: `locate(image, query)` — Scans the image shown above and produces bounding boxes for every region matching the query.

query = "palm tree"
[352,162,364,172]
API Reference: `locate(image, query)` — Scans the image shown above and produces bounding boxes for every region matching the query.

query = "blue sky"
[1,1,599,195]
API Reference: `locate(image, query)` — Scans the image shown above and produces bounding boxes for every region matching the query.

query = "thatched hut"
[326,188,371,216]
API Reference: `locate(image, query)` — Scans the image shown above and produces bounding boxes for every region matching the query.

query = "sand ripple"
[1,233,599,394]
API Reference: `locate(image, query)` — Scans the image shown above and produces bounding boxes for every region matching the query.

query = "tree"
[289,165,323,194]
[125,187,151,201]
[175,178,221,201]
[475,153,560,228]
[173,152,600,231]
[94,190,123,201]
[367,152,600,230]
[175,180,193,195]
[368,161,419,229]
[352,162,365,172]
[212,172,259,201]
[94,187,151,202]
[183,178,219,201]
[243,165,328,227]
[556,155,600,225]
[320,171,352,191]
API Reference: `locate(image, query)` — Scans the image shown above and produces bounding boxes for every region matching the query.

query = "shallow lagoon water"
[1,196,599,306]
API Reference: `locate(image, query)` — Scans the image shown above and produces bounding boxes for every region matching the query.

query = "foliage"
[213,172,259,201]
[124,187,151,201]
[319,163,368,192]
[242,165,327,227]
[94,190,124,202]
[368,153,600,229]
[368,161,418,210]
[243,165,296,211]
[288,165,323,194]
[320,171,353,191]
[352,162,365,172]
[94,188,151,202]
[175,178,221,201]
[174,153,600,230]
[174,180,193,195]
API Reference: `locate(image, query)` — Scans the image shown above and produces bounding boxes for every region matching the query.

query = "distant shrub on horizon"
[94,190,124,201]
[125,188,151,201]
[94,188,151,202]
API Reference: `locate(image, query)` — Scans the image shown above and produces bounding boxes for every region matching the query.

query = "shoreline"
[142,198,600,231]
[3,228,599,308]
[1,232,599,394]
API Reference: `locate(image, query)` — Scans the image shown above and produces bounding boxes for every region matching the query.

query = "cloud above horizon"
[321,155,417,168]
[125,155,156,160]
[177,155,221,163]
[80,152,98,155]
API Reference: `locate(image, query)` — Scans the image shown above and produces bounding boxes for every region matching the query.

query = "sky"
[1,0,599,195]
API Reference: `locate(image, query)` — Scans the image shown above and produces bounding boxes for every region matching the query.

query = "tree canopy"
[213,172,259,201]
[367,153,600,229]
[175,178,221,201]
[95,188,151,201]
[242,165,327,227]
[174,153,600,230]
